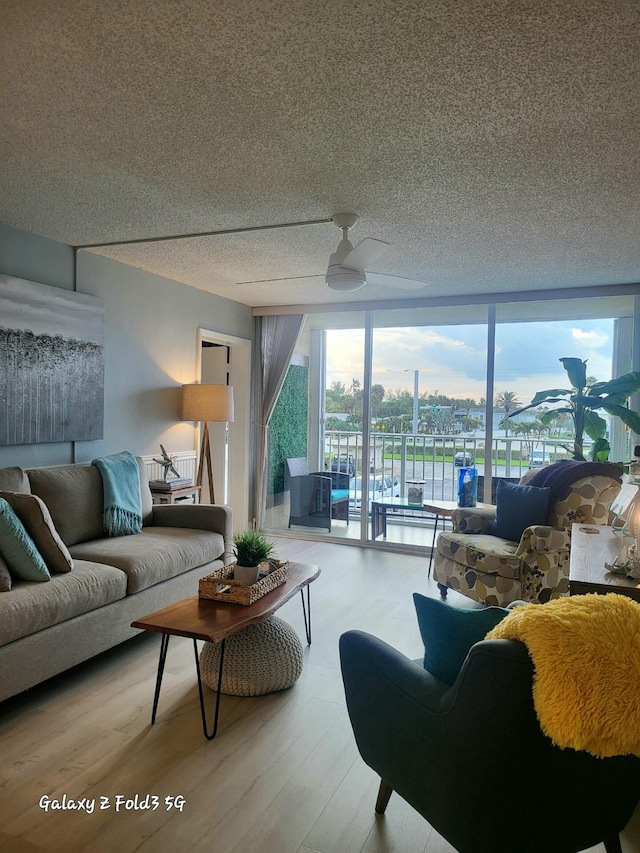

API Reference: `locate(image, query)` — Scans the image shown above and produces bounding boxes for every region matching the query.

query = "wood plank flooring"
[0,538,637,853]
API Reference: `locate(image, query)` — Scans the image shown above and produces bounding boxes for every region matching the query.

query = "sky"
[326,318,615,405]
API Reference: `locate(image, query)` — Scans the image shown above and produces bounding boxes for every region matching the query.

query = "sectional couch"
[0,459,233,702]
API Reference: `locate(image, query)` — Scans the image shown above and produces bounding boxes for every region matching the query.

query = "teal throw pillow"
[0,499,50,582]
[491,480,551,542]
[413,593,509,685]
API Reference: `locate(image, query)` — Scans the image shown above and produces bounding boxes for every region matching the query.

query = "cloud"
[571,327,610,349]
[325,318,615,403]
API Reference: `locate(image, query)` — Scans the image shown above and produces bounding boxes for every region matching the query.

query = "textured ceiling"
[2,0,639,308]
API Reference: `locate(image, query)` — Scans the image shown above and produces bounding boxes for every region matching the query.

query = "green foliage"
[508,357,640,461]
[268,364,308,495]
[330,382,483,435]
[232,530,275,567]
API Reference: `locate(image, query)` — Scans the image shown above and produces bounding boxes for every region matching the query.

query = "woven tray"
[198,560,289,605]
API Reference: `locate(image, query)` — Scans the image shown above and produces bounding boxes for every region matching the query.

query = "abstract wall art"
[0,275,105,445]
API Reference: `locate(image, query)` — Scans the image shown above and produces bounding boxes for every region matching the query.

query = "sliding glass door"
[367,305,489,546]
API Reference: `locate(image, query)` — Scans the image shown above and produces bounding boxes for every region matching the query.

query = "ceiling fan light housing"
[326,265,367,291]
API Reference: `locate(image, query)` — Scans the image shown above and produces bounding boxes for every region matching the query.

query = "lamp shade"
[181,384,234,422]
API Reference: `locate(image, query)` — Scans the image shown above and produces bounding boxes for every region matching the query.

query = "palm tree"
[495,391,521,436]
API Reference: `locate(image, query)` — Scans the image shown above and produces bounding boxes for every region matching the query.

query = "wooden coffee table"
[132,562,320,740]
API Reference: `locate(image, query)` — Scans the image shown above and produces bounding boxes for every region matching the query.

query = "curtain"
[254,313,306,529]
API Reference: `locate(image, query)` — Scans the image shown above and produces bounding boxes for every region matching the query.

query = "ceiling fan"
[325,213,391,292]
[234,211,429,294]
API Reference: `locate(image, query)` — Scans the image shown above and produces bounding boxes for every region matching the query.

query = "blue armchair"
[340,629,640,853]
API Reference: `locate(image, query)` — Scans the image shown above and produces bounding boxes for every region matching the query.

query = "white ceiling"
[2,0,639,309]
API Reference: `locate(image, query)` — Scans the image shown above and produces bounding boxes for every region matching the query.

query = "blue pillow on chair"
[491,480,551,542]
[413,593,509,685]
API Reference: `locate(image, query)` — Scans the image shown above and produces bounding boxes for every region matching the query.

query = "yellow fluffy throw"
[486,593,640,758]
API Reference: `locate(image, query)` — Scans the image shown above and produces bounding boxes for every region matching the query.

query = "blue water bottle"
[458,467,478,507]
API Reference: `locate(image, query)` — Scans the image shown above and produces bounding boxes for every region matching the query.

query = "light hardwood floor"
[0,538,637,853]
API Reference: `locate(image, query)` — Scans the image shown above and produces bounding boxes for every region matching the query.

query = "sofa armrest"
[151,503,234,562]
[452,505,496,534]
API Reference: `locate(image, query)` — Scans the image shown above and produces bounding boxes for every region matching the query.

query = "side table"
[569,524,640,601]
[422,500,460,576]
[422,499,494,576]
[150,485,201,505]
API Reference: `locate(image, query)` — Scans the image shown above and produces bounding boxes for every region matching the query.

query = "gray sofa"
[0,459,233,702]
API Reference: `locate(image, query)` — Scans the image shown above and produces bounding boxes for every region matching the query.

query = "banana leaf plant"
[504,358,640,462]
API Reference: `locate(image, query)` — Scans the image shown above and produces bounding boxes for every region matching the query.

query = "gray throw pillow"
[0,554,12,591]
[0,499,50,582]
[0,491,73,573]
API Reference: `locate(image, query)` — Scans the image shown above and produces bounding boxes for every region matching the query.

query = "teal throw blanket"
[92,451,143,536]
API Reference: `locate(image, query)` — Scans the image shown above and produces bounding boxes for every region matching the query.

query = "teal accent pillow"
[491,480,551,542]
[0,499,50,582]
[413,593,509,685]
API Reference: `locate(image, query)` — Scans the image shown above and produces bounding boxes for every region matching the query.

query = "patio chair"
[285,458,349,531]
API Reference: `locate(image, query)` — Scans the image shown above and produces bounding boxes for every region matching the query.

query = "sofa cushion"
[28,459,154,545]
[0,499,50,582]
[0,467,31,494]
[0,491,73,573]
[437,531,522,579]
[28,465,105,546]
[69,526,225,593]
[413,593,509,684]
[492,481,551,542]
[0,560,128,647]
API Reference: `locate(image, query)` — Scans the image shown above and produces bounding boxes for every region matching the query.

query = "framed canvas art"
[0,275,105,445]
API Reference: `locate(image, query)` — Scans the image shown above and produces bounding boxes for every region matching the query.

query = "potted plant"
[232,529,276,586]
[507,357,640,461]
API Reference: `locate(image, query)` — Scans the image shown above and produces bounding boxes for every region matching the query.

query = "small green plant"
[232,530,275,567]
[507,358,640,461]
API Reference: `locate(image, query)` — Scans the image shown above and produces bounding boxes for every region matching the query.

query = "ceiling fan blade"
[341,237,390,272]
[237,274,322,285]
[366,272,429,291]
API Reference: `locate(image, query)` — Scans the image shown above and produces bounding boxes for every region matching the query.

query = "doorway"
[197,328,251,529]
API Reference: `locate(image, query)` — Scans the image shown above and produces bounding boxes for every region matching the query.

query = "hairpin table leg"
[428,514,441,577]
[151,633,170,724]
[193,638,225,740]
[300,585,312,645]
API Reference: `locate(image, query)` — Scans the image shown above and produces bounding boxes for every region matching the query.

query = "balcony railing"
[325,430,571,503]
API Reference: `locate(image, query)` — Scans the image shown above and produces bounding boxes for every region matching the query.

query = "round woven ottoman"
[199,616,304,696]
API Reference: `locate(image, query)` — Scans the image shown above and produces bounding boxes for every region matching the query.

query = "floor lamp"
[182,384,234,503]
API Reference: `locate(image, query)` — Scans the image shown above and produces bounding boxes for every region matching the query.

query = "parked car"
[383,475,401,497]
[349,475,400,509]
[529,449,551,469]
[330,454,355,477]
[454,451,475,467]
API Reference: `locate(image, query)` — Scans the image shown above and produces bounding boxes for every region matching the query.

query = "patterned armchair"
[433,474,621,606]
